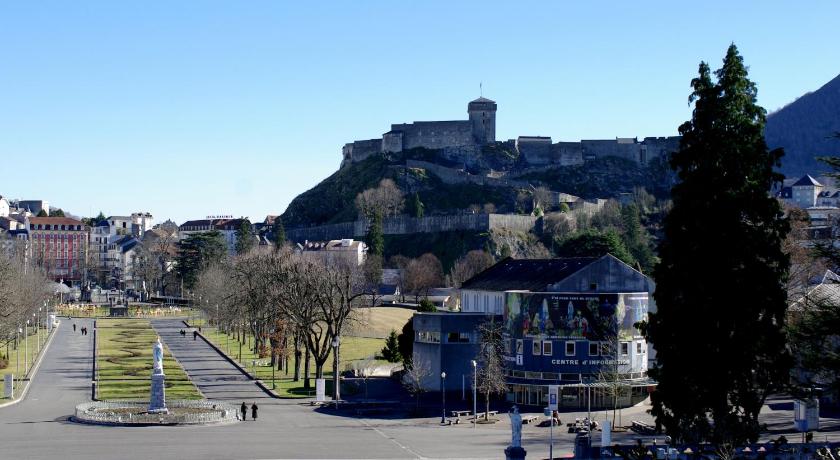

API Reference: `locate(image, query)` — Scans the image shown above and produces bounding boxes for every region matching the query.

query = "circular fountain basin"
[73,400,238,426]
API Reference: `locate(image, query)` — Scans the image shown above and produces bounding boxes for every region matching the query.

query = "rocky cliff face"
[766,73,840,178]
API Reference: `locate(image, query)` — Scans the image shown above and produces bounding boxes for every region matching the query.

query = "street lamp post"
[332,336,341,402]
[24,319,29,374]
[440,371,447,424]
[471,360,477,429]
[33,313,38,353]
[16,326,21,376]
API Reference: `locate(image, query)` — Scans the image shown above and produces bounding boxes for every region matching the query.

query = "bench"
[630,420,656,435]
[451,410,472,418]
[522,415,539,424]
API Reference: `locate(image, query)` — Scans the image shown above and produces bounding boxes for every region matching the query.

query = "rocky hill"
[767,73,840,177]
[281,149,672,228]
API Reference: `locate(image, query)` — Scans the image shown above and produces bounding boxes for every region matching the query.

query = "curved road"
[0,318,514,460]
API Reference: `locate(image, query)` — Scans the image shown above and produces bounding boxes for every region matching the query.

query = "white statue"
[509,405,522,447]
[152,337,164,374]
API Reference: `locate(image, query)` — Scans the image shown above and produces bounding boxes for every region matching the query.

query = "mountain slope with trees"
[766,73,840,177]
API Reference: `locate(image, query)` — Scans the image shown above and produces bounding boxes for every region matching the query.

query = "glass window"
[515,339,523,355]
[589,342,599,356]
[620,342,630,356]
[417,331,441,343]
[542,341,552,356]
[636,342,643,354]
[565,341,576,356]
[532,340,541,356]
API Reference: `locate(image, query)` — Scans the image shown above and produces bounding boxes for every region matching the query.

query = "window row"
[507,339,645,357]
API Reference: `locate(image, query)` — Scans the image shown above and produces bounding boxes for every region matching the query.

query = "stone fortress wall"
[286,213,539,243]
[341,97,680,169]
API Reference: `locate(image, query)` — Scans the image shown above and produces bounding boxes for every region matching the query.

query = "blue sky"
[1,1,838,224]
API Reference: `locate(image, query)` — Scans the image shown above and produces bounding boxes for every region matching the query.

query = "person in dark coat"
[240,402,247,421]
[73,324,76,332]
[193,330,197,340]
[251,403,258,421]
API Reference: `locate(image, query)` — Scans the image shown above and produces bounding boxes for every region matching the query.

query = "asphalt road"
[2,318,838,460]
[152,318,270,402]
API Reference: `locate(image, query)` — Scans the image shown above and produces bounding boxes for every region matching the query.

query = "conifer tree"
[366,212,384,257]
[645,44,790,445]
[271,217,286,250]
[235,218,254,255]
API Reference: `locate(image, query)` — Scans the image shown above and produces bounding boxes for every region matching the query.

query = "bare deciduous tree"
[355,179,405,220]
[476,317,507,420]
[448,250,495,289]
[403,253,443,302]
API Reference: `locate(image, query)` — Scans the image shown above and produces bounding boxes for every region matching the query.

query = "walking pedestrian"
[73,324,76,332]
[251,403,258,421]
[193,330,197,341]
[240,402,247,421]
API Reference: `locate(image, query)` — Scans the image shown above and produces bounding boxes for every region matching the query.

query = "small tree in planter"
[403,359,431,413]
[476,317,507,421]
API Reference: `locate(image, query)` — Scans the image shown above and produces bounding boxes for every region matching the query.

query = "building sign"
[205,215,233,219]
[504,292,648,341]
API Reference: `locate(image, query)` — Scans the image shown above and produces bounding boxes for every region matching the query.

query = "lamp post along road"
[440,371,447,424]
[332,336,341,402]
[25,320,29,374]
[471,360,477,429]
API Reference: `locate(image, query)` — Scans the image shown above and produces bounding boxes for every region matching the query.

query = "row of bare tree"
[194,247,373,391]
[0,242,52,364]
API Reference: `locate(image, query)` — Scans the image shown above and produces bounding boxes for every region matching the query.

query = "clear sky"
[1,1,838,224]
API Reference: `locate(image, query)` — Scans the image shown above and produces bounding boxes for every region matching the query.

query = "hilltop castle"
[340,97,679,169]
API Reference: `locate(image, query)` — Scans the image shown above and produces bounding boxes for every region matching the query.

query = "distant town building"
[27,216,89,286]
[179,218,251,254]
[0,196,9,218]
[295,239,367,267]
[17,199,49,215]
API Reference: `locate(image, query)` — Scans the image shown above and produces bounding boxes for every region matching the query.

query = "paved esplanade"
[152,318,270,401]
[0,318,521,460]
[3,318,839,460]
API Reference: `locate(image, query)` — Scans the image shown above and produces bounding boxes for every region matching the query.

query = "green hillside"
[281,149,670,228]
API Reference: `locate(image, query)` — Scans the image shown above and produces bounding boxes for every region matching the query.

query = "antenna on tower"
[480,82,483,97]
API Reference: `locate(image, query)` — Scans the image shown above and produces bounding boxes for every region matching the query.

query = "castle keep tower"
[468,97,497,144]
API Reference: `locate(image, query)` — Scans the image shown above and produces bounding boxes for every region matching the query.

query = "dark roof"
[460,257,598,292]
[470,97,495,104]
[792,175,823,187]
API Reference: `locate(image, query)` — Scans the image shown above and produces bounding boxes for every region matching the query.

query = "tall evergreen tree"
[271,217,286,250]
[645,45,790,445]
[234,218,254,255]
[176,230,227,289]
[366,212,384,257]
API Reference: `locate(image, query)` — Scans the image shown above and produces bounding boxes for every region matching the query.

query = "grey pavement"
[152,318,270,402]
[2,317,838,460]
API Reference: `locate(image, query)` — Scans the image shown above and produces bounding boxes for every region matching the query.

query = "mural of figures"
[503,292,648,340]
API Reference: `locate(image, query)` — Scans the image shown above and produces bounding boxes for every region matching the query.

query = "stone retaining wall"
[286,213,540,243]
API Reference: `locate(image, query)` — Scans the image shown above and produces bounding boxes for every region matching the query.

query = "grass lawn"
[346,307,414,339]
[0,328,49,400]
[200,327,389,398]
[96,319,201,400]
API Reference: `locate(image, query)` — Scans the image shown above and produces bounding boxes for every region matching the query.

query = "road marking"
[357,418,424,459]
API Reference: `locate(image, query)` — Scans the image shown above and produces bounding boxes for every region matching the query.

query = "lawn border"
[0,321,61,409]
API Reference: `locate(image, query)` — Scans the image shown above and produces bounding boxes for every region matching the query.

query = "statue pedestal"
[505,446,526,460]
[148,372,168,414]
